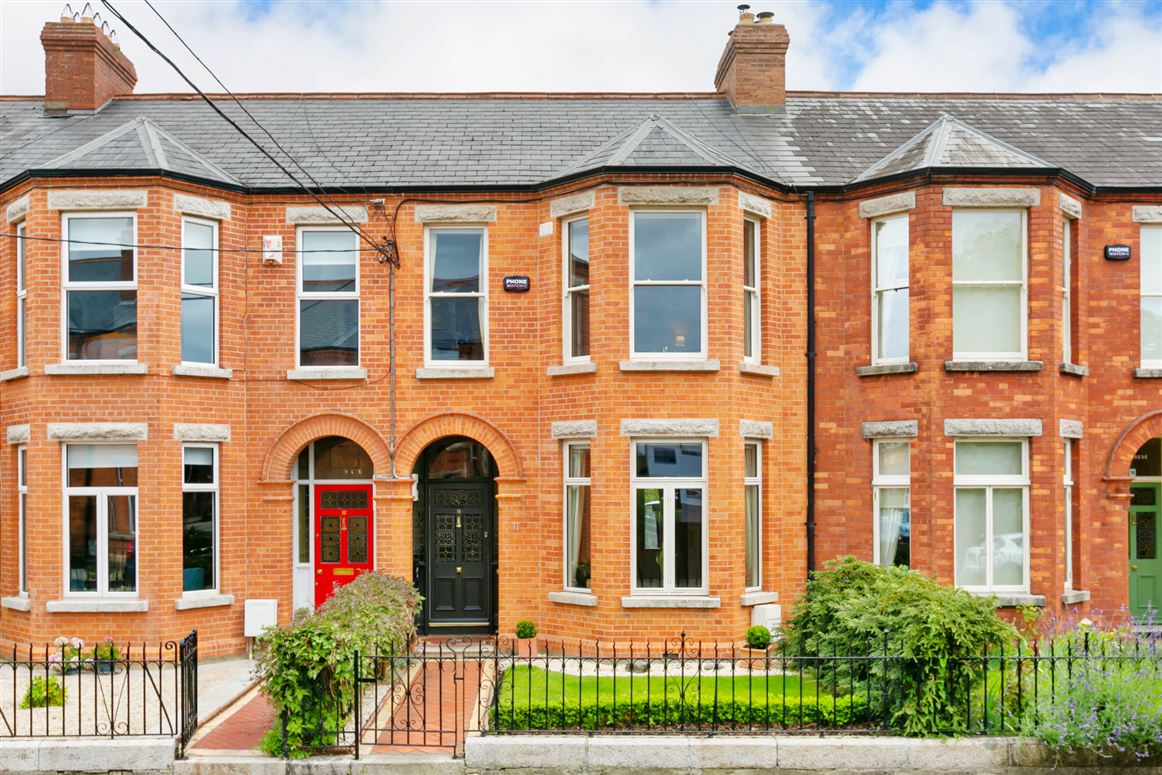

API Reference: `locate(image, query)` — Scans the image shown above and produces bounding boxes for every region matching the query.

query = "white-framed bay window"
[563,216,590,362]
[631,440,707,593]
[1062,218,1074,365]
[954,439,1029,593]
[297,227,359,367]
[630,211,706,359]
[872,214,909,364]
[563,441,591,591]
[1064,440,1074,591]
[952,210,1027,361]
[181,218,219,365]
[63,444,138,596]
[425,227,487,365]
[182,445,218,594]
[16,221,26,369]
[18,445,27,595]
[743,217,761,363]
[1141,225,1162,368]
[62,212,137,361]
[872,440,910,568]
[744,441,761,590]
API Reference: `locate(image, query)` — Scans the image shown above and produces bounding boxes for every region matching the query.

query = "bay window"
[297,228,359,367]
[631,441,706,593]
[564,217,590,361]
[426,227,486,364]
[873,440,910,568]
[182,445,218,593]
[872,215,909,364]
[744,442,761,590]
[743,218,760,363]
[630,211,705,358]
[954,439,1029,592]
[1142,225,1162,368]
[563,442,591,590]
[181,218,219,365]
[64,444,138,595]
[16,221,26,368]
[952,210,1026,361]
[62,213,137,361]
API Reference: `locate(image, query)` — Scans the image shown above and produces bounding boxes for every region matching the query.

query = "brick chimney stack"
[714,6,790,114]
[41,8,137,114]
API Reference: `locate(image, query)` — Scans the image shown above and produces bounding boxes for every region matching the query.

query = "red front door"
[314,484,374,608]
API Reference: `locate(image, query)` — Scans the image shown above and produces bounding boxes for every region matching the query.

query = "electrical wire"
[0,231,378,255]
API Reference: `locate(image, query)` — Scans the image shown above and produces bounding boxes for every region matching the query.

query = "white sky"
[0,0,1159,95]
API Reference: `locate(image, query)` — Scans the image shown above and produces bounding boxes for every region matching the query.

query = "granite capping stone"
[549,191,595,219]
[857,362,918,377]
[1132,205,1162,224]
[0,366,29,382]
[47,422,148,441]
[1059,419,1084,439]
[861,420,918,439]
[738,191,772,218]
[172,363,233,379]
[173,423,231,442]
[944,360,1043,372]
[943,187,1040,208]
[621,419,719,437]
[551,420,597,439]
[414,203,496,223]
[1,596,30,612]
[47,189,148,210]
[6,424,30,444]
[992,594,1046,608]
[174,193,231,221]
[45,362,148,376]
[858,191,916,219]
[618,186,718,206]
[287,366,367,381]
[1058,192,1082,219]
[6,195,29,223]
[740,362,780,377]
[286,205,368,224]
[175,594,234,611]
[740,420,773,439]
[739,591,778,606]
[944,418,1042,437]
[45,598,149,613]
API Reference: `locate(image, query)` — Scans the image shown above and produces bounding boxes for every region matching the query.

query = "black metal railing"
[0,630,198,755]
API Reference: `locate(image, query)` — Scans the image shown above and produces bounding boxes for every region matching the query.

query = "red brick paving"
[192,692,275,751]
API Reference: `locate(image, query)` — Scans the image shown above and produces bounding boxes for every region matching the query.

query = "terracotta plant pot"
[515,637,538,659]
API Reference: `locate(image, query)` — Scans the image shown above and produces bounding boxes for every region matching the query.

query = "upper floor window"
[16,222,26,368]
[181,218,218,365]
[632,441,706,593]
[954,439,1028,593]
[872,215,909,364]
[631,211,705,359]
[427,227,486,364]
[183,445,218,594]
[563,442,591,591]
[564,217,590,362]
[744,441,761,589]
[62,213,137,361]
[297,228,358,367]
[64,443,138,595]
[1141,225,1162,368]
[743,218,761,363]
[1062,218,1076,365]
[873,439,910,568]
[952,210,1026,361]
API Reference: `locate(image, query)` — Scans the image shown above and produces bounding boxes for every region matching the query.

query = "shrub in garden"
[21,676,65,709]
[515,620,536,639]
[779,556,1016,736]
[745,625,771,651]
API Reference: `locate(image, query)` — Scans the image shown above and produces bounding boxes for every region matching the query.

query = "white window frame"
[628,210,707,361]
[1064,440,1074,592]
[182,444,220,597]
[872,439,910,567]
[1142,224,1162,369]
[60,443,139,597]
[1062,218,1073,365]
[295,226,360,369]
[60,212,138,363]
[17,445,27,596]
[744,440,762,591]
[423,225,489,368]
[951,209,1028,362]
[743,217,761,364]
[629,438,709,595]
[562,215,590,364]
[562,440,591,592]
[16,221,26,369]
[953,438,1030,594]
[180,217,220,366]
[871,214,909,365]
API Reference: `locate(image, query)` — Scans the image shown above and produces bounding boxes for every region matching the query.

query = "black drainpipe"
[805,191,817,576]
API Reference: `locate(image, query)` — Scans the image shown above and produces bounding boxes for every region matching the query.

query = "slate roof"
[1,93,1159,192]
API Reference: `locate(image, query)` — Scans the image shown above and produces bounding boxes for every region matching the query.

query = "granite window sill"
[740,362,780,377]
[944,361,1043,373]
[619,360,720,373]
[287,366,367,381]
[740,591,779,607]
[1062,589,1091,606]
[415,367,495,380]
[548,591,598,607]
[856,362,918,377]
[0,366,29,382]
[984,593,1046,608]
[46,598,149,613]
[620,595,720,609]
[175,593,234,611]
[1,595,30,611]
[46,362,148,376]
[1134,368,1162,379]
[1059,362,1089,377]
[173,364,233,379]
[547,362,597,377]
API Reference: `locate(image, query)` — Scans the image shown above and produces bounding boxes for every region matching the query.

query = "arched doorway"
[291,436,375,611]
[1129,438,1162,620]
[413,436,499,634]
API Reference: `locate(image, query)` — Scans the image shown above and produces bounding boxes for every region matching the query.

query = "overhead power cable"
[0,231,376,255]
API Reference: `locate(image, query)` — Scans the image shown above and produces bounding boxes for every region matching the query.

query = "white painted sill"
[0,366,29,382]
[619,360,720,373]
[173,364,233,379]
[548,591,598,607]
[620,595,720,609]
[46,598,149,613]
[1,595,30,611]
[175,593,234,611]
[286,366,367,381]
[415,367,495,380]
[740,362,780,377]
[740,591,779,607]
[46,362,148,376]
[547,362,597,377]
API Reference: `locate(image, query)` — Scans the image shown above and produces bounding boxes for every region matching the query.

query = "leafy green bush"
[515,620,536,639]
[257,572,421,757]
[745,625,772,650]
[21,676,65,709]
[779,556,1017,736]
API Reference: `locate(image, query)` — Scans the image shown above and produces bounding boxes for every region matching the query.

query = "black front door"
[426,481,494,631]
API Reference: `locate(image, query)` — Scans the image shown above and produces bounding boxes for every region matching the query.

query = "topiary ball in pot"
[746,625,772,651]
[514,620,538,659]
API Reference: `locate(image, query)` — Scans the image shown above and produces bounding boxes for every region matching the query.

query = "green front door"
[1130,483,1162,619]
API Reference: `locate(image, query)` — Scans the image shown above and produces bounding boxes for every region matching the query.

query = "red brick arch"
[1104,409,1162,480]
[260,412,392,481]
[395,413,522,479]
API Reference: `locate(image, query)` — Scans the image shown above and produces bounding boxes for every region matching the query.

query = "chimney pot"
[737,4,755,24]
[756,11,774,24]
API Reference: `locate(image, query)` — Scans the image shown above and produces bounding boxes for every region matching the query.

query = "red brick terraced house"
[1,9,1160,655]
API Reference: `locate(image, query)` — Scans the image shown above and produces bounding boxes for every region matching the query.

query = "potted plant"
[91,638,120,674]
[50,637,85,675]
[514,620,537,659]
[742,625,772,670]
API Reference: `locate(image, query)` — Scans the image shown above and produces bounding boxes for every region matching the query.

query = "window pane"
[877,487,910,568]
[68,495,98,591]
[875,217,908,287]
[68,445,138,487]
[877,441,909,477]
[67,217,134,283]
[67,290,137,360]
[566,483,591,589]
[183,221,215,287]
[183,491,215,592]
[744,291,758,359]
[568,445,590,478]
[297,484,310,563]
[18,298,25,367]
[634,212,701,281]
[993,488,1024,587]
[19,496,27,592]
[877,288,909,361]
[955,488,987,587]
[19,448,26,488]
[568,219,589,287]
[956,442,1023,476]
[181,293,215,364]
[431,231,482,293]
[635,488,664,588]
[952,210,1022,282]
[16,224,25,291]
[184,447,215,484]
[1142,297,1162,364]
[744,221,757,287]
[1142,226,1162,295]
[633,285,701,354]
[570,290,590,358]
[430,297,483,361]
[106,494,136,593]
[953,285,1021,354]
[314,436,373,479]
[1132,438,1162,478]
[674,488,703,588]
[744,444,759,478]
[301,231,357,292]
[299,299,358,366]
[745,483,760,588]
[427,439,495,480]
[636,443,703,478]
